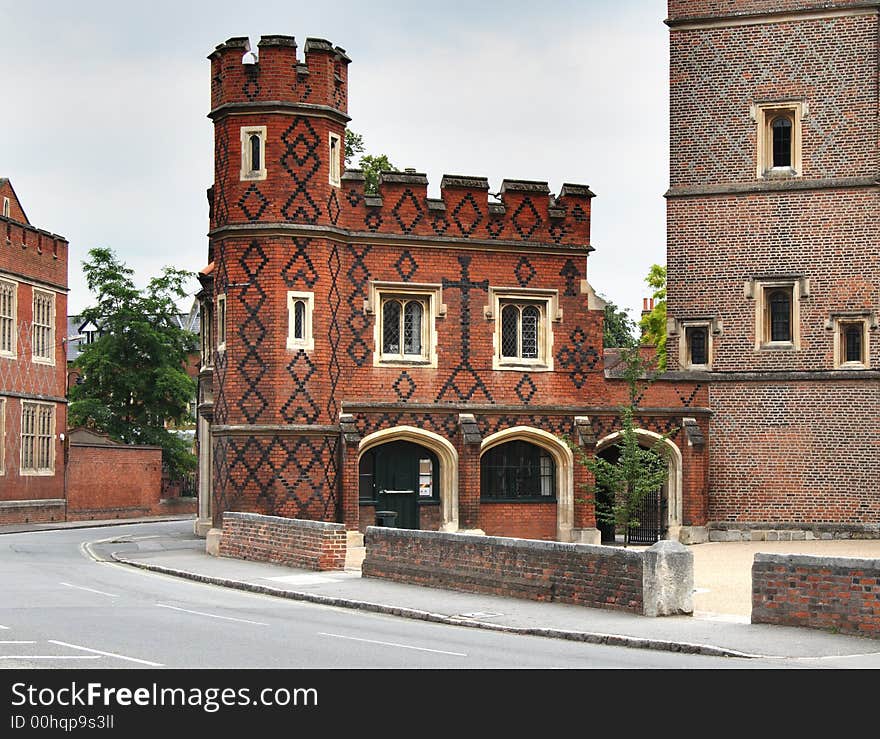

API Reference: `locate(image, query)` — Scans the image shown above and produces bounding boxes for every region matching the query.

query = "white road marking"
[156,603,268,626]
[49,640,164,667]
[0,655,101,661]
[0,641,36,645]
[318,632,468,657]
[0,625,9,630]
[60,582,119,598]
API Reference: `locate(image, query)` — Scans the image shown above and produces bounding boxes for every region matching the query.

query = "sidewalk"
[84,526,880,662]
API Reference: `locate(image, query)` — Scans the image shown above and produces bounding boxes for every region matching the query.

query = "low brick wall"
[363,527,693,617]
[752,553,880,638]
[0,499,66,525]
[219,512,347,571]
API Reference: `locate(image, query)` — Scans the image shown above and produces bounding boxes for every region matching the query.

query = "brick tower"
[665,1,880,539]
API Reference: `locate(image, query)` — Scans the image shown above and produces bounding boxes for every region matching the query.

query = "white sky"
[2,0,669,320]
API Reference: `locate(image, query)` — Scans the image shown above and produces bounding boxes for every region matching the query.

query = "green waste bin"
[375,511,398,528]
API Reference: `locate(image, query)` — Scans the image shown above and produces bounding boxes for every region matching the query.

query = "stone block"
[791,530,806,540]
[679,526,709,545]
[751,530,766,541]
[767,531,778,541]
[643,541,694,617]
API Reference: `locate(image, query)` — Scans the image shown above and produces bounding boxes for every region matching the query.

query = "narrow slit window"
[249,134,261,173]
[688,326,708,366]
[768,289,792,342]
[0,279,15,356]
[293,300,306,340]
[329,133,341,186]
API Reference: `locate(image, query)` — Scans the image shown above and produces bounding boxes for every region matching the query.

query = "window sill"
[758,341,797,352]
[377,357,433,368]
[684,363,712,371]
[761,167,799,180]
[495,360,551,372]
[836,361,868,370]
[31,358,56,366]
[240,170,267,182]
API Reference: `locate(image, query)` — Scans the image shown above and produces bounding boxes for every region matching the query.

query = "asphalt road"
[0,521,846,670]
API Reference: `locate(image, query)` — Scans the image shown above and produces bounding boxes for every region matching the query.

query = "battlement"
[1,215,69,286]
[340,171,594,247]
[209,34,351,116]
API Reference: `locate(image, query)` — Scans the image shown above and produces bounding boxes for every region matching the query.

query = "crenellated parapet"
[339,171,594,248]
[0,214,68,286]
[208,35,351,118]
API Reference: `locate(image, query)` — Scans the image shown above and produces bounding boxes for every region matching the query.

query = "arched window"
[771,115,793,168]
[499,303,543,361]
[249,133,262,172]
[768,289,791,342]
[382,298,427,359]
[481,440,556,500]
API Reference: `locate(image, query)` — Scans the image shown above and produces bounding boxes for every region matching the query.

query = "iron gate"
[628,487,665,545]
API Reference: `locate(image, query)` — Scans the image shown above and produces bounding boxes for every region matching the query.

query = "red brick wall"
[0,501,65,525]
[668,0,872,20]
[478,502,557,541]
[0,182,29,225]
[363,527,644,613]
[219,511,347,571]
[752,553,880,638]
[67,444,163,520]
[707,382,880,523]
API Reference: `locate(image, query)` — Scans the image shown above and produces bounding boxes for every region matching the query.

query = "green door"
[373,441,423,530]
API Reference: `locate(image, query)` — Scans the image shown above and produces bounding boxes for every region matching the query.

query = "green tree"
[601,295,637,348]
[344,129,399,195]
[68,248,198,477]
[568,346,670,547]
[639,264,667,371]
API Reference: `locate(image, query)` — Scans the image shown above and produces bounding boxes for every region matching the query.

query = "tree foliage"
[639,264,667,371]
[601,295,637,348]
[344,129,399,195]
[68,248,198,476]
[568,346,670,547]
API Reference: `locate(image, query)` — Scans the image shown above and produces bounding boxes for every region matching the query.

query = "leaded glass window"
[843,323,864,364]
[481,440,556,500]
[499,302,543,362]
[687,326,708,366]
[250,134,261,172]
[0,279,15,356]
[21,401,53,473]
[293,300,306,340]
[771,116,792,168]
[31,290,53,362]
[768,289,791,342]
[382,297,427,359]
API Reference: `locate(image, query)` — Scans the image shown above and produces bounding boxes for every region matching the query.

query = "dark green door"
[374,441,421,529]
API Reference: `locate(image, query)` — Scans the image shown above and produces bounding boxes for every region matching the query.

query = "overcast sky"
[2,0,669,320]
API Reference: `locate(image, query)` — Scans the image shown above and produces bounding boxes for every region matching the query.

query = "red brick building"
[0,179,69,524]
[664,0,880,540]
[196,36,710,545]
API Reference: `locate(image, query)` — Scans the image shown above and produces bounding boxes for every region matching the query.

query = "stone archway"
[359,426,459,532]
[595,429,683,542]
[480,426,575,542]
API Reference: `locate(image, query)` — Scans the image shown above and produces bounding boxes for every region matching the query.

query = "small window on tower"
[329,133,341,187]
[832,317,870,369]
[287,291,315,351]
[755,102,804,178]
[240,126,267,181]
[2,198,9,218]
[752,278,802,351]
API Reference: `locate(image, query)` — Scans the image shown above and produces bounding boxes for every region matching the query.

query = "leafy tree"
[68,248,198,477]
[568,345,670,547]
[601,295,637,348]
[344,129,399,195]
[639,264,667,371]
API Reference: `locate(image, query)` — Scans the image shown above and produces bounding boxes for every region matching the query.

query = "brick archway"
[596,429,683,542]
[480,426,575,542]
[358,426,459,532]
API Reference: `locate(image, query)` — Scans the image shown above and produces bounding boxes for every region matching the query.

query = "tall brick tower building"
[196,34,713,546]
[665,1,880,539]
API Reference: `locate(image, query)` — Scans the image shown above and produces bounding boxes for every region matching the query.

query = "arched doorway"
[480,427,574,541]
[595,430,683,544]
[359,440,439,530]
[358,426,459,532]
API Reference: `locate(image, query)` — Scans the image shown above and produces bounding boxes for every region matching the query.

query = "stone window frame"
[677,318,718,370]
[367,281,444,369]
[287,290,315,352]
[752,101,806,179]
[328,132,342,188]
[486,287,560,372]
[20,400,54,476]
[200,298,214,369]
[0,276,17,359]
[827,312,874,370]
[240,125,267,182]
[2,197,9,218]
[216,293,227,353]
[31,289,55,366]
[747,277,807,351]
